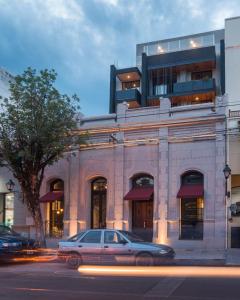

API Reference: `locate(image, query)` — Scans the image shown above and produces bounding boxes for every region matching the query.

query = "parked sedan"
[0,236,23,263]
[0,225,36,249]
[58,229,175,268]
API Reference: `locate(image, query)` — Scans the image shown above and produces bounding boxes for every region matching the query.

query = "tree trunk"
[33,205,46,248]
[21,184,46,248]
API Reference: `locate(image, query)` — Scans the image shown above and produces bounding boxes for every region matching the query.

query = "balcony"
[115,88,141,106]
[173,79,215,96]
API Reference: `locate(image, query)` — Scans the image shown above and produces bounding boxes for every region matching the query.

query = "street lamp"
[5,179,15,192]
[223,164,231,197]
[223,164,231,180]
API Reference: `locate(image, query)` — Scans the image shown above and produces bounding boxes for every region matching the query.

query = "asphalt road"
[0,262,240,300]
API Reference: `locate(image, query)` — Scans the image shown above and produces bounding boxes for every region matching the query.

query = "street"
[0,262,240,300]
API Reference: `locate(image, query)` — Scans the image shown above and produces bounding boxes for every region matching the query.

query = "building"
[2,17,240,251]
[0,68,27,232]
[38,23,231,252]
[225,17,240,248]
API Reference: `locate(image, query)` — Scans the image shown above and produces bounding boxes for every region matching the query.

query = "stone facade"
[40,97,226,250]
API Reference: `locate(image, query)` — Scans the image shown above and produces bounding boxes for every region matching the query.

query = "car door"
[102,230,133,265]
[77,230,103,264]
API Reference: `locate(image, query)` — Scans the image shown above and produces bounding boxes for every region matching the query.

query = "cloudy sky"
[0,0,239,116]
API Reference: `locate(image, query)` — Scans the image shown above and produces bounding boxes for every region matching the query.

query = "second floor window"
[191,70,212,81]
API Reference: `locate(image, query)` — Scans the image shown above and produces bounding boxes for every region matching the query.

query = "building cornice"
[75,114,225,136]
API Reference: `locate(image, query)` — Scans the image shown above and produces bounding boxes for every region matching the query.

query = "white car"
[58,229,175,268]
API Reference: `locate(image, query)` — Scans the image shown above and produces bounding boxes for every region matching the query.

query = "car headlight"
[2,242,20,247]
[158,249,169,254]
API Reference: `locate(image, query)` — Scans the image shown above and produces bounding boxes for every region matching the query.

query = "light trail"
[78,265,240,278]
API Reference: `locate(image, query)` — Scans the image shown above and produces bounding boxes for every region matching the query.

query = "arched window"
[50,179,64,191]
[132,174,154,188]
[179,171,204,240]
[91,177,107,229]
[181,171,203,186]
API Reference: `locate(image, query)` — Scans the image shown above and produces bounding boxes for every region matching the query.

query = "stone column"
[155,98,170,243]
[113,132,125,230]
[215,121,227,249]
[66,151,80,237]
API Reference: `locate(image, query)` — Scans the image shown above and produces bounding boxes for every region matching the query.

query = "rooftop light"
[157,45,164,53]
[190,40,197,48]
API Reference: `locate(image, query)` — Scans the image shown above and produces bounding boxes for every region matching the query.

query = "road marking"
[145,277,185,297]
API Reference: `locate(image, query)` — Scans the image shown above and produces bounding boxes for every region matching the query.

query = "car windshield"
[0,226,18,236]
[120,231,145,242]
[67,232,86,242]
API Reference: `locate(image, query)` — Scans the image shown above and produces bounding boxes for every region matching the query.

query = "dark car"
[0,235,23,263]
[0,225,35,249]
[58,229,175,268]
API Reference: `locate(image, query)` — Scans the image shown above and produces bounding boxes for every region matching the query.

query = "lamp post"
[223,164,231,197]
[5,179,15,192]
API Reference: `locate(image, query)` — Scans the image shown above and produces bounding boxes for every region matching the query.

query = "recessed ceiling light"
[127,75,130,79]
[195,97,199,101]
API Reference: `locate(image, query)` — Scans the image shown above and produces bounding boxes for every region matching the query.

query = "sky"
[0,0,240,117]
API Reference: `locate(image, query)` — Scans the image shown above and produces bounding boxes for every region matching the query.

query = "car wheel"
[67,253,82,269]
[135,253,154,266]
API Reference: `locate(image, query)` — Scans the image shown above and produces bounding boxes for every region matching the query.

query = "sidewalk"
[46,238,61,249]
[225,249,240,265]
[175,248,225,265]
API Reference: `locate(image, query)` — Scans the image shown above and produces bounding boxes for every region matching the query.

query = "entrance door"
[49,200,64,237]
[91,178,107,229]
[132,200,153,242]
[231,227,240,248]
[92,193,106,229]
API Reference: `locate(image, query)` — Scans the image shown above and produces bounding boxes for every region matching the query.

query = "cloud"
[0,0,240,116]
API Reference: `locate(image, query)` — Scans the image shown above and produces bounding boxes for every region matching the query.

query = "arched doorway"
[126,174,154,241]
[178,171,204,240]
[49,179,64,237]
[91,177,107,229]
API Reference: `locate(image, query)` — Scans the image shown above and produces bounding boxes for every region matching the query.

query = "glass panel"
[92,194,100,229]
[67,232,86,242]
[92,178,107,192]
[188,37,202,49]
[5,193,14,227]
[91,178,107,229]
[168,40,179,51]
[182,172,203,185]
[51,179,64,191]
[81,231,102,243]
[180,38,189,50]
[122,80,140,90]
[180,198,204,240]
[133,175,154,187]
[156,42,168,54]
[154,84,167,95]
[50,200,64,237]
[202,34,214,46]
[104,231,125,244]
[191,71,212,80]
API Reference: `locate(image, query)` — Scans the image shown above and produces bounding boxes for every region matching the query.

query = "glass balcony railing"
[173,79,215,95]
[137,33,215,57]
[115,89,141,103]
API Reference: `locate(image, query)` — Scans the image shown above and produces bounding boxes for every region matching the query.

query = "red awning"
[124,187,153,201]
[40,191,64,203]
[177,184,204,198]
